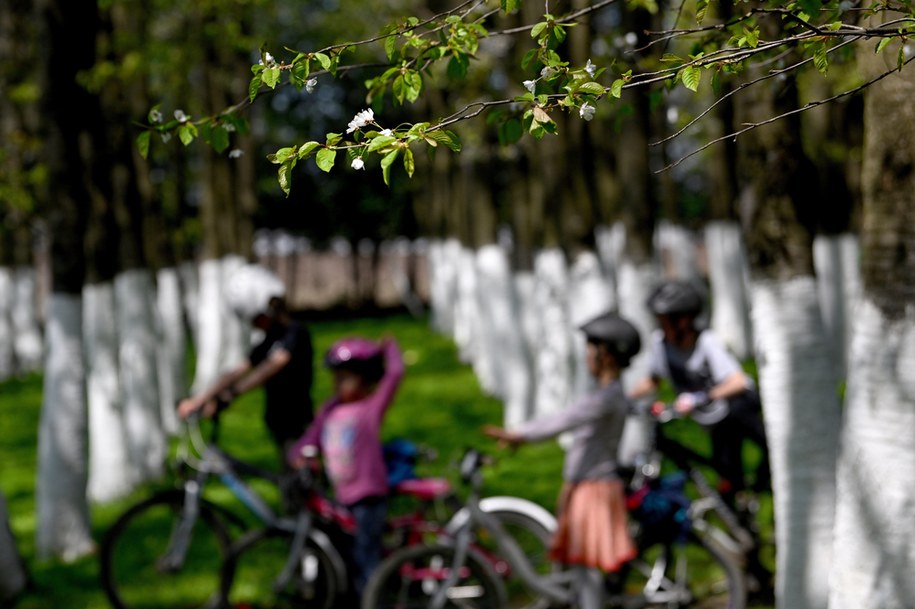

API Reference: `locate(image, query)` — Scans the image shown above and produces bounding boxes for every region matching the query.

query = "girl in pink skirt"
[484,311,641,609]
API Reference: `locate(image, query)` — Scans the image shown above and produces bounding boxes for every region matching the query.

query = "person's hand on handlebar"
[177,393,230,420]
[482,424,524,451]
[674,391,709,415]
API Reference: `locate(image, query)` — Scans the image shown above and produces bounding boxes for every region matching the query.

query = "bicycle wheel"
[362,543,507,609]
[220,525,346,609]
[611,530,746,609]
[469,509,555,609]
[100,489,231,609]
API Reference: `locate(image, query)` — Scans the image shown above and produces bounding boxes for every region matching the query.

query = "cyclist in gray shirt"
[629,279,771,503]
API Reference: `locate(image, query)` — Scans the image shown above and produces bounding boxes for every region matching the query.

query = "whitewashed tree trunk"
[475,245,532,427]
[430,238,460,337]
[178,260,199,344]
[595,223,624,302]
[0,268,14,380]
[813,233,860,381]
[12,267,43,373]
[192,258,226,392]
[829,300,915,609]
[115,269,165,483]
[453,246,482,369]
[566,250,615,400]
[0,491,27,602]
[705,221,753,360]
[36,293,95,561]
[219,255,247,369]
[616,258,659,466]
[85,282,134,502]
[155,266,187,435]
[531,248,573,419]
[750,277,839,609]
[655,221,702,282]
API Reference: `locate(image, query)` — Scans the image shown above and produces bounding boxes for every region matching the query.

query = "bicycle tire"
[361,542,507,609]
[611,529,746,609]
[99,489,232,609]
[219,525,346,609]
[467,508,556,609]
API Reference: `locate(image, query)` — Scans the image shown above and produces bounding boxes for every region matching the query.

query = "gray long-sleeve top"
[514,381,629,482]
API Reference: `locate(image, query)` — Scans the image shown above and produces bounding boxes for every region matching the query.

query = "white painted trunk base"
[750,277,839,609]
[84,282,135,503]
[830,299,915,609]
[474,245,532,427]
[453,246,482,369]
[616,260,660,467]
[531,248,573,421]
[705,221,753,360]
[192,259,227,393]
[116,270,166,483]
[178,261,200,342]
[36,293,94,561]
[219,256,248,371]
[655,221,702,282]
[0,268,15,380]
[12,267,43,373]
[812,233,861,381]
[155,267,187,435]
[566,251,615,400]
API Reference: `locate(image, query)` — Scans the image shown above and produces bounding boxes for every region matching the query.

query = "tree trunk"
[737,48,840,608]
[830,49,915,609]
[34,0,96,561]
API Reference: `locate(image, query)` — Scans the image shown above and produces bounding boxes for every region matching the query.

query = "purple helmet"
[325,338,385,382]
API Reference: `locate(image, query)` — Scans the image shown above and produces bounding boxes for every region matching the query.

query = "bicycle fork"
[275,511,320,598]
[158,480,203,573]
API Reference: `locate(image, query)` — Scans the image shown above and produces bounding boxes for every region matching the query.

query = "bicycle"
[221,440,558,609]
[362,445,747,609]
[99,411,349,609]
[645,402,774,600]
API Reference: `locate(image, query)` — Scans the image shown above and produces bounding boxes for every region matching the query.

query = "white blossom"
[228,149,244,159]
[174,109,188,123]
[523,80,536,94]
[259,52,275,66]
[579,102,596,121]
[224,123,236,132]
[351,156,365,170]
[380,128,393,137]
[306,77,318,93]
[346,108,375,133]
[585,59,597,78]
[540,66,555,78]
[160,132,172,143]
[149,109,163,124]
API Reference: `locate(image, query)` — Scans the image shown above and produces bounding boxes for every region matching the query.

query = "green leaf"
[898,46,906,71]
[315,148,337,172]
[368,135,397,152]
[425,130,461,152]
[680,66,701,92]
[249,75,262,102]
[291,61,309,88]
[577,81,605,96]
[696,0,709,24]
[404,70,423,103]
[798,0,821,17]
[402,147,415,178]
[531,21,548,40]
[297,141,321,159]
[384,34,398,62]
[326,132,343,146]
[501,0,521,11]
[381,149,400,185]
[314,52,332,71]
[447,53,470,80]
[498,118,523,145]
[876,37,891,54]
[278,161,292,196]
[263,66,281,89]
[210,126,230,153]
[393,74,406,105]
[136,131,151,159]
[610,79,624,98]
[813,46,829,74]
[178,124,197,146]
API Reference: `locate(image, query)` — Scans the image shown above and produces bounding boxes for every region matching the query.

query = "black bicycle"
[99,412,347,609]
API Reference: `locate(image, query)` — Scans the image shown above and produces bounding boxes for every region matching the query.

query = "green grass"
[2,311,772,608]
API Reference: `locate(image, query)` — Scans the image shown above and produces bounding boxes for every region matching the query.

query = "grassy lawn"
[2,311,773,608]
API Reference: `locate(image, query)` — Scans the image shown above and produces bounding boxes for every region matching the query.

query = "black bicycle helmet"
[579,311,642,367]
[646,280,704,316]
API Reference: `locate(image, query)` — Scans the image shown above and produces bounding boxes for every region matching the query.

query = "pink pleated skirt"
[549,479,636,573]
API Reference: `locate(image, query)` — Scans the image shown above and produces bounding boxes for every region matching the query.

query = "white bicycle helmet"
[223,264,286,321]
